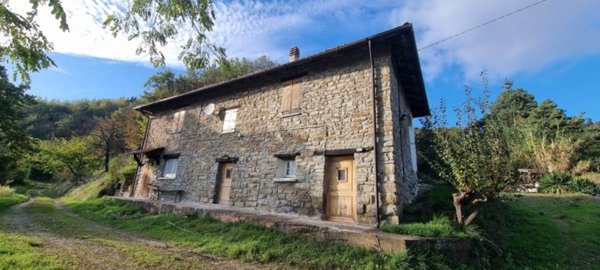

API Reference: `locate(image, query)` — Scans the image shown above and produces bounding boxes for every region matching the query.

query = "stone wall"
[131,45,419,224]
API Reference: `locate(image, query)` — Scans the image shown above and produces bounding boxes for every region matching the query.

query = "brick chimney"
[289,47,299,62]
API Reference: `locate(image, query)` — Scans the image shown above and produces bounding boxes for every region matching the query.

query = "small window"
[225,168,232,178]
[281,79,302,114]
[337,168,347,182]
[277,158,297,178]
[285,160,297,177]
[162,158,179,178]
[222,108,238,133]
[171,110,186,133]
[409,120,417,173]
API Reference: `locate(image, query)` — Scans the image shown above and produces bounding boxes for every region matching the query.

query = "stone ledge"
[109,196,471,261]
[273,178,298,183]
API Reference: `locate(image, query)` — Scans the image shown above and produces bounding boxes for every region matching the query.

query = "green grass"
[66,198,452,270]
[0,232,63,270]
[62,174,114,203]
[478,194,600,269]
[0,186,28,211]
[12,180,74,199]
[381,216,477,239]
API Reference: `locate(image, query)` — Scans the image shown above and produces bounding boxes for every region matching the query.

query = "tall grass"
[381,216,479,239]
[520,125,581,174]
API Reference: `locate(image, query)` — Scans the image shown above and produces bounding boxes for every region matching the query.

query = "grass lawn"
[66,198,452,270]
[478,194,600,269]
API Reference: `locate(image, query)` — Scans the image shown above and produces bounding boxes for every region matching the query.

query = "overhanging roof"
[135,23,430,117]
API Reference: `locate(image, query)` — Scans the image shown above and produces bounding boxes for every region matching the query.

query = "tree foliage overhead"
[0,0,68,82]
[104,0,224,71]
[0,65,35,184]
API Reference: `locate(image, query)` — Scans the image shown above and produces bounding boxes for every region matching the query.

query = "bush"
[570,178,600,196]
[539,173,573,194]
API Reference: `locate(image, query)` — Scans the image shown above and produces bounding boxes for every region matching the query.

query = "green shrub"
[539,173,573,194]
[570,178,600,196]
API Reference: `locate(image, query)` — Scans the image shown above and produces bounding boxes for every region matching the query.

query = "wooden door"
[326,155,356,222]
[217,163,234,204]
[137,165,151,198]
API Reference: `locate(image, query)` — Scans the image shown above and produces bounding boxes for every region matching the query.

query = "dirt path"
[0,198,278,270]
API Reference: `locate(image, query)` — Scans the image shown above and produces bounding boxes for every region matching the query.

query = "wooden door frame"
[213,161,234,204]
[323,154,357,222]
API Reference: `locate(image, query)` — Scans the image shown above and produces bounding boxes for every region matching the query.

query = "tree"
[91,114,123,173]
[91,108,144,172]
[490,80,537,125]
[142,56,277,101]
[425,82,516,227]
[0,0,68,82]
[104,0,224,71]
[33,136,100,183]
[21,98,133,139]
[141,70,194,102]
[0,65,34,184]
[528,99,584,135]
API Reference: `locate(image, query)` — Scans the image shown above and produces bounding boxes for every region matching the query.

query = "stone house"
[125,23,430,225]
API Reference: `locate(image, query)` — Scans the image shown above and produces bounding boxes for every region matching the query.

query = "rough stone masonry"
[125,24,430,225]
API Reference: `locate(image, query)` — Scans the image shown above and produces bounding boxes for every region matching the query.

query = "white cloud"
[390,0,600,81]
[6,0,600,80]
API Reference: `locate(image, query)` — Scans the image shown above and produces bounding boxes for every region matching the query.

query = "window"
[277,158,297,178]
[408,120,417,173]
[171,110,186,133]
[337,168,348,182]
[162,158,179,178]
[281,79,302,115]
[222,108,238,133]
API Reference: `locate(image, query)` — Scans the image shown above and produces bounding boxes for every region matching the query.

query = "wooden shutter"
[282,79,302,114]
[281,84,292,114]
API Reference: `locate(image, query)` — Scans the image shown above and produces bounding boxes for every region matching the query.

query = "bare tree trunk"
[464,209,479,226]
[453,192,466,226]
[104,151,110,172]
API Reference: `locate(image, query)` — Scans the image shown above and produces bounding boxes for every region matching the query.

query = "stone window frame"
[273,153,300,183]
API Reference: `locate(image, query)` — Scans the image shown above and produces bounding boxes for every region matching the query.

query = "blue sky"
[10,0,600,122]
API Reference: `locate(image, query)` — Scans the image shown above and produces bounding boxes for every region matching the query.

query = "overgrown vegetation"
[381,216,478,239]
[419,77,600,228]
